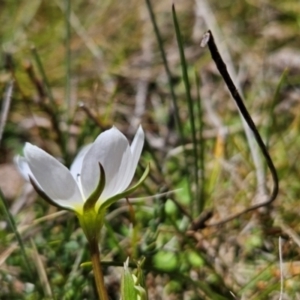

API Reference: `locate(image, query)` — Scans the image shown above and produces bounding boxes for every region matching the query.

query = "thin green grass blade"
[0,189,34,280]
[31,46,56,108]
[191,279,231,300]
[144,0,178,110]
[251,280,280,300]
[144,0,193,206]
[265,68,289,149]
[238,262,274,297]
[172,4,199,215]
[195,71,206,213]
[64,0,72,154]
[31,47,69,164]
[0,81,13,146]
[65,0,71,118]
[263,69,288,177]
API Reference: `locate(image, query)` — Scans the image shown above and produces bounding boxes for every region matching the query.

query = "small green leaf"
[153,250,178,272]
[186,250,204,268]
[121,259,138,300]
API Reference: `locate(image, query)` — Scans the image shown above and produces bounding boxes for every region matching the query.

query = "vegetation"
[1,0,300,299]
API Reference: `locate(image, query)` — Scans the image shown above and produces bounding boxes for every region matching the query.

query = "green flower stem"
[89,239,108,300]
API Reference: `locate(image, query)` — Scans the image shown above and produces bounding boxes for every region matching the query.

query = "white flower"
[15,126,146,214]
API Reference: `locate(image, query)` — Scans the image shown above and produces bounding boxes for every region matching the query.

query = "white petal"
[70,144,92,181]
[130,126,144,166]
[101,141,131,200]
[118,125,144,191]
[24,143,83,208]
[14,155,34,181]
[80,127,131,200]
[14,156,44,191]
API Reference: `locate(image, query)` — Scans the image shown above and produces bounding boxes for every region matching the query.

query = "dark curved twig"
[201,30,279,227]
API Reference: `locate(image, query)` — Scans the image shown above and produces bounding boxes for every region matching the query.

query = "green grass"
[1,0,300,299]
